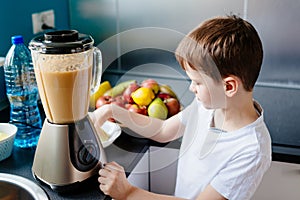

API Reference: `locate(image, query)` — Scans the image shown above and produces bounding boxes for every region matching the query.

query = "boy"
[90,15,272,200]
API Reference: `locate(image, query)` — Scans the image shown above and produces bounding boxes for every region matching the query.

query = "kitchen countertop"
[0,105,171,200]
[0,128,153,200]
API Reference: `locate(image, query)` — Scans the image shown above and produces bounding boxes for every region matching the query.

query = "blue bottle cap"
[11,35,24,45]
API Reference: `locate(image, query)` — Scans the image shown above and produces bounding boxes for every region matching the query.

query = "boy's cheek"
[208,85,226,108]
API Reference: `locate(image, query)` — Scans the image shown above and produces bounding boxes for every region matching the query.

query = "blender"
[29,30,107,192]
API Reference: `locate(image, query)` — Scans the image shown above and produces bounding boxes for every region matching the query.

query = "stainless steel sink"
[0,173,48,200]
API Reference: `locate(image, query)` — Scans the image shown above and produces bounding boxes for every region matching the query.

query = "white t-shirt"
[175,98,272,200]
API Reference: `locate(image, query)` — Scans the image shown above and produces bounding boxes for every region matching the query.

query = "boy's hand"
[89,104,112,132]
[89,106,107,128]
[98,161,134,199]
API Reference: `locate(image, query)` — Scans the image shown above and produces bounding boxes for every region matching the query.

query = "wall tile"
[69,0,119,70]
[118,0,244,59]
[0,0,69,56]
[248,0,300,84]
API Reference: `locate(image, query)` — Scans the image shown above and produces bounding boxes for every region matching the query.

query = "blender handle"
[91,47,102,95]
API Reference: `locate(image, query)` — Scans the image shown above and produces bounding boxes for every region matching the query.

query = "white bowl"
[0,123,17,162]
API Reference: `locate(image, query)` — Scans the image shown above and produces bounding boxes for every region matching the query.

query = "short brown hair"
[175,15,263,91]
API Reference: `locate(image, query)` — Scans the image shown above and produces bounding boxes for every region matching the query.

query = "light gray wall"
[70,0,300,85]
[69,0,300,148]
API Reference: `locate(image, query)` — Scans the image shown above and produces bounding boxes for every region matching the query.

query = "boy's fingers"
[105,161,124,172]
[99,183,110,195]
[98,176,107,185]
[99,167,112,177]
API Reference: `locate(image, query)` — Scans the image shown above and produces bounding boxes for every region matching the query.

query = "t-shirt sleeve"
[210,151,271,200]
[178,97,197,125]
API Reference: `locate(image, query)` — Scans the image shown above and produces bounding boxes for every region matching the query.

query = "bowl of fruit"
[91,79,181,120]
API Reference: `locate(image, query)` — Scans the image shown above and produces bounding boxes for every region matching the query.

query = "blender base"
[32,116,107,191]
[33,173,98,193]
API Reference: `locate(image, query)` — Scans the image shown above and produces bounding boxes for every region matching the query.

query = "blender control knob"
[78,144,97,165]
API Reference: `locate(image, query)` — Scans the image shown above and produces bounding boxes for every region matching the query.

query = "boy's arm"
[99,161,186,200]
[91,104,185,143]
[196,185,227,200]
[100,162,227,200]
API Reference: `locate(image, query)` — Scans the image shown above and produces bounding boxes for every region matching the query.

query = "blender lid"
[29,30,94,54]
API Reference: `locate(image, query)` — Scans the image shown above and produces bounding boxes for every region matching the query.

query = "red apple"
[157,93,172,100]
[96,96,113,108]
[139,105,148,116]
[127,104,148,116]
[141,79,160,94]
[108,118,116,123]
[111,95,126,108]
[127,104,139,113]
[123,83,140,103]
[164,98,180,117]
[125,103,132,109]
[96,95,122,122]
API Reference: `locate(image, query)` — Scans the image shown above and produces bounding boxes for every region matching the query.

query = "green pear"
[148,97,168,120]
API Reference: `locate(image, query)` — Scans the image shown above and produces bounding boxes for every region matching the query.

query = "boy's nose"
[189,83,196,93]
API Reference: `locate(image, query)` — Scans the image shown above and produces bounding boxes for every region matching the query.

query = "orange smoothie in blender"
[33,51,93,124]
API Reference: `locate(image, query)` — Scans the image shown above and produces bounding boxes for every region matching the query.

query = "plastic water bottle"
[3,35,42,148]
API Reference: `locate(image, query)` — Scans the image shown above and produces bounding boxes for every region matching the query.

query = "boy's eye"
[192,81,201,85]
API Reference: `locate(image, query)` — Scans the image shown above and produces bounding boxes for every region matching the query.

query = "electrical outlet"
[32,10,55,34]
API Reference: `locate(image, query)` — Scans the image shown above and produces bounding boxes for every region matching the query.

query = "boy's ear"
[223,76,239,97]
